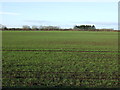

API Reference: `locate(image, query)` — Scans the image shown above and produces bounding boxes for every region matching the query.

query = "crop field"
[2,31,119,88]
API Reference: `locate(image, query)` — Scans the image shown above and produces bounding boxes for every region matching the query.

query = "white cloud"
[24,20,51,23]
[71,21,118,26]
[0,12,20,15]
[0,0,119,2]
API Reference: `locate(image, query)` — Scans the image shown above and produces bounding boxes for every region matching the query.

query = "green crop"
[2,31,119,88]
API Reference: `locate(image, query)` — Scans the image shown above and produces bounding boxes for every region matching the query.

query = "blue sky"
[0,2,118,29]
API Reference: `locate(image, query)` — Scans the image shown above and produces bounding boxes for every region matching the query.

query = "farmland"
[2,31,119,88]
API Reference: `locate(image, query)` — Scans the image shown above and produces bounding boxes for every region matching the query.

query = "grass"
[2,31,119,88]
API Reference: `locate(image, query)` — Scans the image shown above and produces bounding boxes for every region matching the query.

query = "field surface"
[2,31,119,88]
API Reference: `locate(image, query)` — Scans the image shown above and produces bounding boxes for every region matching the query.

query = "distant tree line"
[0,24,116,31]
[0,24,61,31]
[74,25,96,30]
[20,25,60,30]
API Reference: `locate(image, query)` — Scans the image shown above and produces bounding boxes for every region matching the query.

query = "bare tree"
[32,25,38,30]
[0,24,8,30]
[23,25,31,30]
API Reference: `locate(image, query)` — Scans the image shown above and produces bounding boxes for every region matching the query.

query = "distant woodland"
[0,24,118,31]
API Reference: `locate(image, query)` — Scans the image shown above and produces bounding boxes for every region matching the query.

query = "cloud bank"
[71,21,117,26]
[0,0,119,2]
[0,12,20,15]
[24,20,51,24]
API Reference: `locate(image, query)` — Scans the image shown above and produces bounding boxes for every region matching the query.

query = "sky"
[0,1,118,30]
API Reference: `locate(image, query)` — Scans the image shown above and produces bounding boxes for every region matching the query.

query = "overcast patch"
[71,21,117,26]
[0,0,118,2]
[0,12,20,15]
[24,20,52,24]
